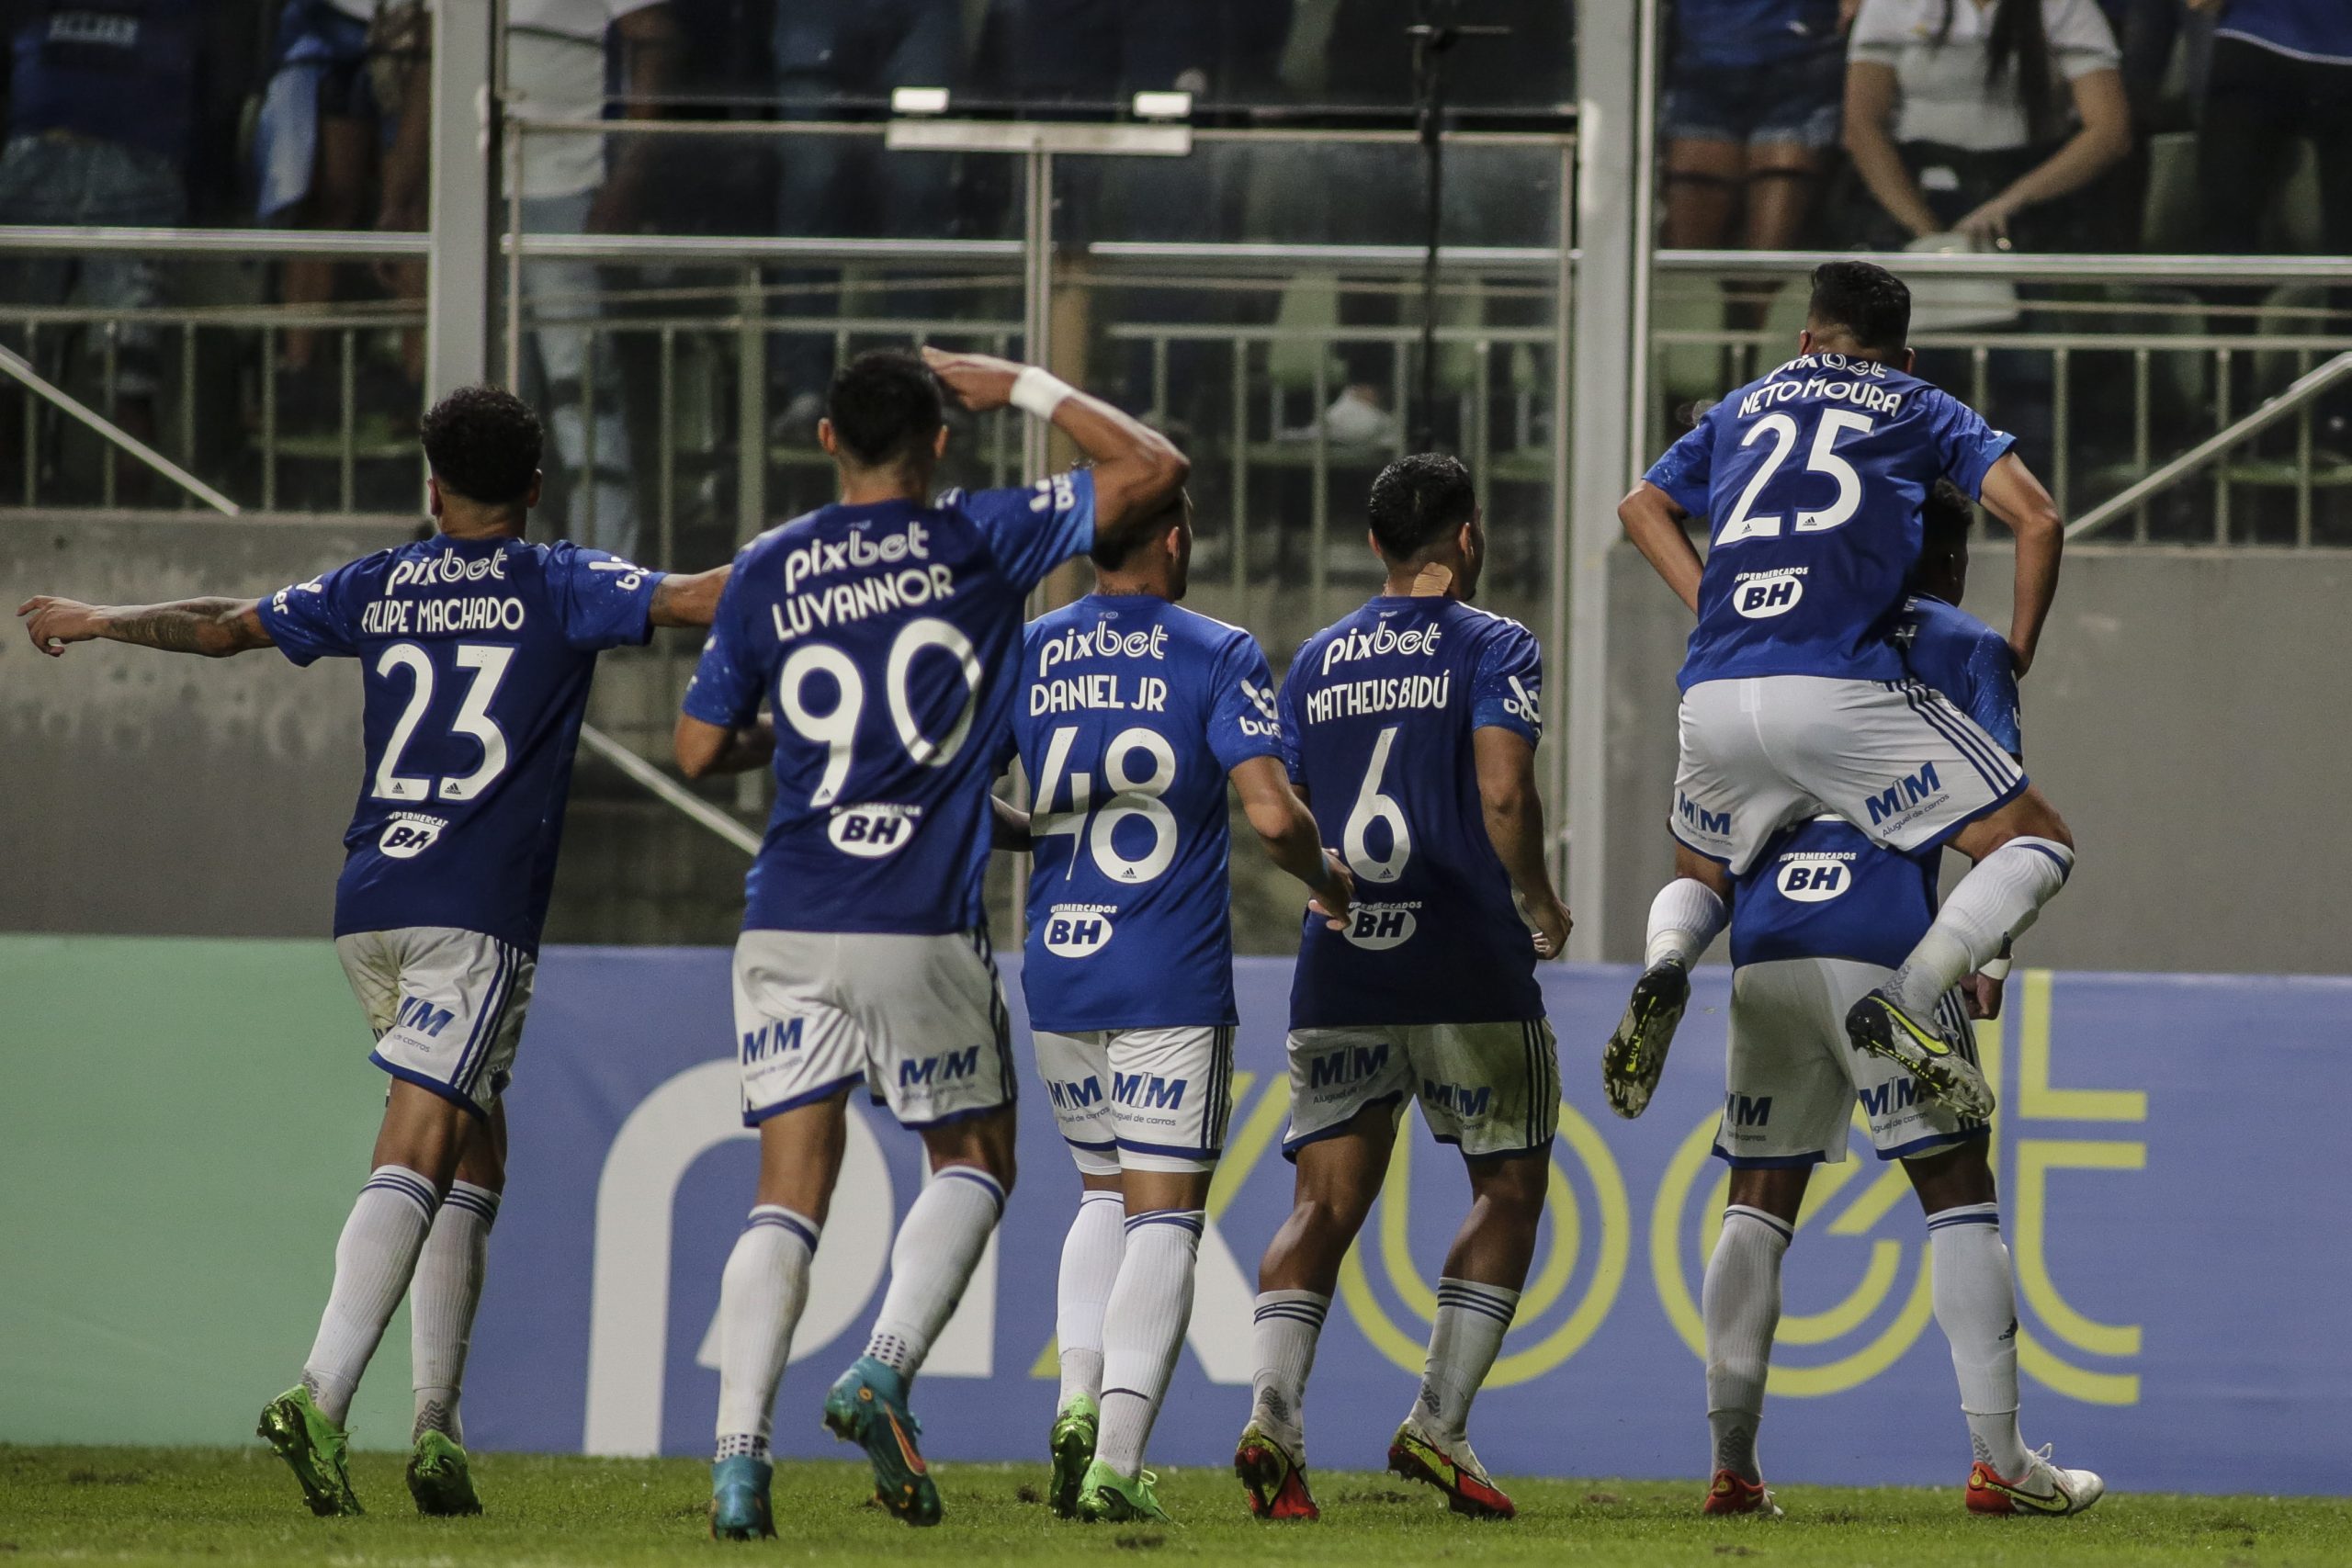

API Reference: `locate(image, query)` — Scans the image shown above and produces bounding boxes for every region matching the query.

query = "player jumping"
[17,387,726,1517]
[1001,491,1354,1523]
[1609,260,2076,1125]
[674,347,1187,1536]
[1674,482,2103,1519]
[1235,454,1572,1523]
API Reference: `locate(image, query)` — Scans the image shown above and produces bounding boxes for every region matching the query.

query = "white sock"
[865,1167,1005,1381]
[1928,1202,2030,1476]
[1702,1205,1791,1483]
[713,1206,820,1458]
[1645,878,1728,969]
[1057,1190,1125,1408]
[303,1165,441,1427]
[1249,1289,1329,1454]
[1094,1210,1204,1478]
[411,1179,499,1443]
[1889,838,2072,1014]
[1412,1278,1521,1443]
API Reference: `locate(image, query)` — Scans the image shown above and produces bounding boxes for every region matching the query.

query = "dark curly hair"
[1367,452,1476,562]
[827,349,944,469]
[421,385,543,506]
[1807,261,1912,355]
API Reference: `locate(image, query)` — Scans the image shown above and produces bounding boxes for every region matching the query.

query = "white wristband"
[1010,366,1073,421]
[1980,954,2013,981]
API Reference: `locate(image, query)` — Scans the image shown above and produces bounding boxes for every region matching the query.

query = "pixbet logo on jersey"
[1774,852,1857,902]
[386,548,510,593]
[1732,568,1806,619]
[1043,903,1116,957]
[782,521,932,594]
[379,812,448,859]
[1035,620,1170,677]
[1320,619,1444,674]
[827,804,922,857]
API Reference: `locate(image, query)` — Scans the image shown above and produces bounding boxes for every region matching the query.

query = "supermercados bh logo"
[1653,971,2145,1404]
[828,803,921,857]
[1043,902,1116,957]
[1774,850,1857,902]
[1341,900,1421,951]
[1732,567,1806,619]
[1340,1097,1630,1389]
[379,811,448,859]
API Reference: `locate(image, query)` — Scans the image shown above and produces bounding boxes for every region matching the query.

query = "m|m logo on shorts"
[1864,763,1944,826]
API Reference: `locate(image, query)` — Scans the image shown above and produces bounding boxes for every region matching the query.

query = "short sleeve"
[255,554,373,666]
[1846,0,1912,67]
[1963,628,2023,760]
[1643,408,1719,519]
[549,542,665,651]
[1205,631,1286,774]
[1925,389,2018,498]
[1470,620,1544,747]
[960,469,1098,594]
[1275,653,1308,784]
[680,568,763,728]
[2047,0,2120,77]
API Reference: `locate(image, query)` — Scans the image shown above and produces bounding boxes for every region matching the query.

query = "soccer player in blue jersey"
[1001,492,1354,1523]
[1665,482,2102,1520]
[17,388,728,1517]
[1610,261,2077,1125]
[673,347,1188,1535]
[1235,454,1571,1524]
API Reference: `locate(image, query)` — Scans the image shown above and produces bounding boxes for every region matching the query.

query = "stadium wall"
[1601,541,2352,974]
[5,936,2346,1495]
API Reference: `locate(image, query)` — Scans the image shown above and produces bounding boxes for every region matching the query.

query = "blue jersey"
[1895,593,2021,759]
[1672,0,1843,67]
[1010,594,1283,1032]
[1646,354,2016,692]
[684,473,1097,936]
[2215,0,2350,65]
[1280,597,1546,1029]
[256,536,664,953]
[1733,595,2020,967]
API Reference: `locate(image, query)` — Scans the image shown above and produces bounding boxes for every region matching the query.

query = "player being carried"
[674,347,1188,1536]
[1235,454,1572,1524]
[1607,260,2077,1128]
[1671,481,2102,1520]
[1000,491,1354,1523]
[17,388,727,1517]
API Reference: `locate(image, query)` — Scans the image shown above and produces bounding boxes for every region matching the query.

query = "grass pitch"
[4,1446,2346,1567]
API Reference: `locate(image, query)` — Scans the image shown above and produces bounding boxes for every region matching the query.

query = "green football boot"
[256,1384,362,1517]
[1047,1393,1100,1518]
[1074,1459,1172,1524]
[406,1429,483,1517]
[1845,987,1996,1120]
[821,1355,942,1527]
[708,1454,776,1540]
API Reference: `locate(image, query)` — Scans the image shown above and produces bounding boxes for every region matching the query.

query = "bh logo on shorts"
[1044,903,1115,958]
[1732,570,1805,619]
[1774,853,1856,903]
[1342,901,1419,951]
[828,804,921,858]
[379,812,447,859]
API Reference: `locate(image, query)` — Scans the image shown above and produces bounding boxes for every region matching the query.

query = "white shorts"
[733,927,1016,1130]
[1719,956,1986,1167]
[1033,1025,1237,1175]
[1672,675,2026,875]
[335,926,536,1119]
[1283,1020,1558,1161]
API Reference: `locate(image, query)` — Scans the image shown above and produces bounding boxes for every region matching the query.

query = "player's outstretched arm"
[647,566,730,629]
[18,594,272,659]
[922,346,1189,553]
[1473,728,1573,958]
[1617,482,1704,615]
[1973,452,2064,676]
[673,714,775,780]
[1230,756,1352,932]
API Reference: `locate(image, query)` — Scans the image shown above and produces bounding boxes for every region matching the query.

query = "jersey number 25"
[1718,410,1875,545]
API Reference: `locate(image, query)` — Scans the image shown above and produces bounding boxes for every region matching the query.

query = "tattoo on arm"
[107,598,271,658]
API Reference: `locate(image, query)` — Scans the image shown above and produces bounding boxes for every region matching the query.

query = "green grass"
[4,1446,2347,1568]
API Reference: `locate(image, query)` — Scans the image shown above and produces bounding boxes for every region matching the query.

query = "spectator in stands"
[254,1,401,409]
[0,0,206,491]
[2191,0,2350,258]
[381,0,678,559]
[1660,0,1849,253]
[769,0,966,438]
[1842,0,2132,250]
